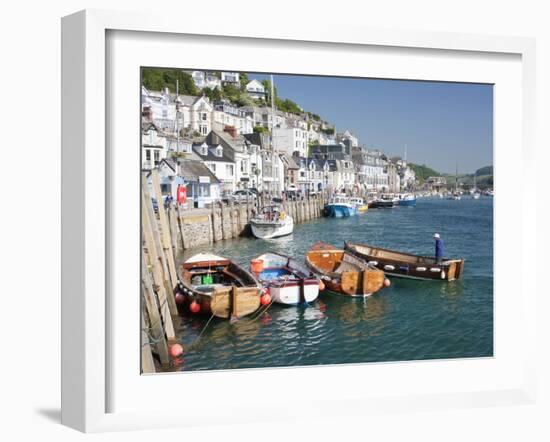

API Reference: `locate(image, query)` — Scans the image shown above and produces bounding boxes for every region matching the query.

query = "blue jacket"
[435,238,444,260]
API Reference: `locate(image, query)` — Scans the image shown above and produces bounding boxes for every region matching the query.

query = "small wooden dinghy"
[178,253,262,319]
[305,242,388,297]
[345,242,465,281]
[251,252,321,305]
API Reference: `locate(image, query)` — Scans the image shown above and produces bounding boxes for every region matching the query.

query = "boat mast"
[455,163,458,193]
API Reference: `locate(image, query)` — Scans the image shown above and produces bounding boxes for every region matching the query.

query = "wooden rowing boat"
[305,242,387,297]
[251,252,320,305]
[177,253,262,319]
[344,241,464,281]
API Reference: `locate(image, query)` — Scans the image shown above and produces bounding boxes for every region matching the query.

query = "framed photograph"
[61,9,537,432]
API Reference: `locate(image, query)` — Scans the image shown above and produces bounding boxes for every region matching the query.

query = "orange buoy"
[189,300,201,313]
[383,278,391,287]
[250,259,264,274]
[260,293,272,305]
[318,280,325,291]
[170,343,184,358]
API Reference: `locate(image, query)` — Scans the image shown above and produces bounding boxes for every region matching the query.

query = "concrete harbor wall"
[177,197,326,250]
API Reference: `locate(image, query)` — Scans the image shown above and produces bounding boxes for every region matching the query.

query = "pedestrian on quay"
[434,233,444,264]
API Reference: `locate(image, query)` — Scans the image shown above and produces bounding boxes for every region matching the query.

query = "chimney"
[224,125,237,139]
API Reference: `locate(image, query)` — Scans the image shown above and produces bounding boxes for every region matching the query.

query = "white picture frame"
[61,9,537,433]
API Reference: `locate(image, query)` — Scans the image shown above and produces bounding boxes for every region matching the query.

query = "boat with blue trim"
[323,196,357,217]
[250,252,321,305]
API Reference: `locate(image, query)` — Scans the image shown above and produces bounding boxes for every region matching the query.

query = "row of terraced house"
[141,71,416,207]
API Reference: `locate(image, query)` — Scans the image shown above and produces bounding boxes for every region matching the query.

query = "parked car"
[223,189,258,204]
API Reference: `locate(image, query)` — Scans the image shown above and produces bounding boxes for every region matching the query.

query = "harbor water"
[171,196,493,372]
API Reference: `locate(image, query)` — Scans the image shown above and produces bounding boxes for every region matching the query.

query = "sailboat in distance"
[472,171,481,199]
[448,163,461,200]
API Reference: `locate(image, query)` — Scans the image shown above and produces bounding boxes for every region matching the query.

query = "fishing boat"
[370,194,399,208]
[305,242,389,297]
[250,252,321,305]
[250,205,293,239]
[349,197,369,213]
[324,196,357,217]
[178,253,262,319]
[345,241,465,281]
[398,193,417,206]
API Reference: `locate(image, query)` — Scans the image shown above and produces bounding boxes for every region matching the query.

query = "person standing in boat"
[434,233,444,264]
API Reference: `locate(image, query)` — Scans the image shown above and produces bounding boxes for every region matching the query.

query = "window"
[145,150,151,161]
[240,160,247,173]
[202,113,207,121]
[200,125,208,135]
[154,150,160,165]
[226,164,234,176]
[208,163,216,172]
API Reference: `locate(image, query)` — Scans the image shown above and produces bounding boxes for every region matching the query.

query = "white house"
[142,123,167,169]
[177,95,213,136]
[206,129,257,191]
[245,79,267,100]
[191,71,222,90]
[191,141,236,193]
[221,72,240,84]
[273,126,309,157]
[141,86,177,131]
[212,101,254,135]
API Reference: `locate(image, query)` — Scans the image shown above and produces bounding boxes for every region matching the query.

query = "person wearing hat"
[434,233,444,264]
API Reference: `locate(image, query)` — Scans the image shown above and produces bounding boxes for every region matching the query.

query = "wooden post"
[176,204,186,250]
[219,200,227,240]
[150,170,179,291]
[211,200,218,242]
[229,198,235,238]
[141,309,156,374]
[169,204,178,258]
[246,195,250,222]
[141,183,178,317]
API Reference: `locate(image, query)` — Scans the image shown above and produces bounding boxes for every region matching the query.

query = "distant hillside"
[442,165,493,189]
[475,165,493,176]
[408,163,441,183]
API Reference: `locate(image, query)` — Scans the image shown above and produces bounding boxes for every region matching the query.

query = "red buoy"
[170,343,184,358]
[189,301,201,313]
[260,293,272,305]
[384,278,391,287]
[175,293,185,305]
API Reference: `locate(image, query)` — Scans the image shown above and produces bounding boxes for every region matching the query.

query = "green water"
[169,196,493,371]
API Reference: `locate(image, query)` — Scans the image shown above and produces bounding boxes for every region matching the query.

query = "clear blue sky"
[250,73,493,175]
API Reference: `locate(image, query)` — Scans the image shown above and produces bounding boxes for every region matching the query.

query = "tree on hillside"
[141,68,198,96]
[203,86,222,102]
[239,73,249,91]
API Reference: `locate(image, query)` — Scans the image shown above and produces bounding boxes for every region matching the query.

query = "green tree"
[239,73,249,91]
[141,68,198,96]
[203,86,222,102]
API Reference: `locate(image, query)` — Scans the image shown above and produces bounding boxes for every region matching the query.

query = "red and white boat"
[251,252,321,305]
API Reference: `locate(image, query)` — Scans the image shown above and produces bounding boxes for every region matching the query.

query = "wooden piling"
[150,170,179,291]
[141,182,178,317]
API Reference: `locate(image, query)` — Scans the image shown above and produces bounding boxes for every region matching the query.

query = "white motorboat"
[250,205,293,239]
[251,252,321,305]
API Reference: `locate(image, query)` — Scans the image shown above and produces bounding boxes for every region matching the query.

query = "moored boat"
[344,241,465,281]
[250,205,293,239]
[324,196,357,217]
[398,193,417,206]
[251,252,321,305]
[305,242,389,297]
[370,194,399,208]
[178,253,262,319]
[349,197,369,213]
